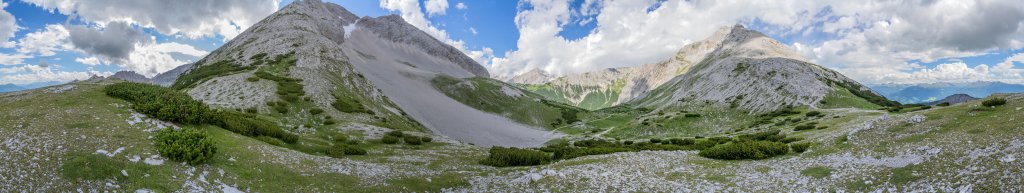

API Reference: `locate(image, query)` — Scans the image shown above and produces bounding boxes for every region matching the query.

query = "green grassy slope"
[0,82,490,192]
[432,76,584,129]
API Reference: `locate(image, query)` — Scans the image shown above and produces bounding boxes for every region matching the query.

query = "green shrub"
[794,124,817,131]
[791,142,813,153]
[982,97,1007,107]
[172,60,252,89]
[554,147,633,160]
[244,107,258,114]
[623,140,634,145]
[382,135,400,144]
[649,138,663,144]
[325,145,346,158]
[104,82,218,124]
[323,118,336,125]
[155,128,217,165]
[574,139,615,148]
[60,153,124,181]
[684,113,701,118]
[936,102,950,107]
[698,141,790,160]
[385,130,405,138]
[805,111,822,117]
[343,146,367,155]
[310,108,324,115]
[480,147,553,167]
[333,134,348,143]
[218,112,299,143]
[274,104,289,113]
[246,76,260,82]
[420,136,433,143]
[780,137,804,143]
[403,135,423,145]
[738,130,786,141]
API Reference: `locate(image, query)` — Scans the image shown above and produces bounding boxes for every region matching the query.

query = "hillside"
[172,0,555,147]
[3,79,1022,191]
[628,25,894,113]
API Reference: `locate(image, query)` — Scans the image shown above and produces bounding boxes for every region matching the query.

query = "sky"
[1,0,1023,87]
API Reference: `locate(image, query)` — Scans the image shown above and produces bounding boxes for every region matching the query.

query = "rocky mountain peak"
[508,68,553,84]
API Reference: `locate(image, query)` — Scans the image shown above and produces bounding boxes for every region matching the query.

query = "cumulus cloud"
[66,21,151,61]
[455,2,467,10]
[0,1,17,48]
[424,0,449,16]
[22,0,280,40]
[16,24,70,56]
[0,53,30,65]
[124,41,209,77]
[481,0,1024,85]
[875,53,1024,84]
[74,57,102,65]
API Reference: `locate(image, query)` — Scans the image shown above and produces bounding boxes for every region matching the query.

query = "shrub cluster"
[697,141,789,160]
[805,111,823,117]
[155,127,217,164]
[737,130,786,142]
[218,111,299,143]
[982,97,1007,107]
[106,82,299,144]
[790,142,813,153]
[104,82,218,124]
[480,147,553,167]
[326,144,368,158]
[381,135,400,144]
[332,95,370,114]
[936,102,951,107]
[171,60,253,89]
[404,135,423,145]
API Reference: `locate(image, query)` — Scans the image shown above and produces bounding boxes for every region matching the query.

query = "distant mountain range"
[869,81,1024,104]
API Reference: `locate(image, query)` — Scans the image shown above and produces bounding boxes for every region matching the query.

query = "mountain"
[505,68,553,85]
[870,81,1024,104]
[512,26,721,110]
[106,63,190,86]
[924,93,979,106]
[517,25,894,112]
[631,25,896,113]
[0,84,24,93]
[172,0,556,147]
[108,71,151,83]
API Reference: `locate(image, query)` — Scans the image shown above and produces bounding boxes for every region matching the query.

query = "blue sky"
[1,0,1023,87]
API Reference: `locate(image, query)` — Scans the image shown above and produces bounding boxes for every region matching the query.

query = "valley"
[0,0,1021,192]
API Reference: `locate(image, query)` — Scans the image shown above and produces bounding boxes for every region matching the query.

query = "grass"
[433,75,585,129]
[60,153,125,181]
[800,166,833,178]
[819,87,882,109]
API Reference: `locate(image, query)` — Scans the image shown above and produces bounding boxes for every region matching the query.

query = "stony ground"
[1,82,1021,192]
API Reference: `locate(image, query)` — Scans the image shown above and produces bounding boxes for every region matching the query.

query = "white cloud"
[75,57,102,65]
[0,64,110,85]
[0,1,18,48]
[874,53,1024,84]
[16,24,70,57]
[123,41,209,77]
[485,0,1024,85]
[424,0,449,17]
[455,2,467,10]
[21,0,280,41]
[0,53,31,65]
[469,27,478,35]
